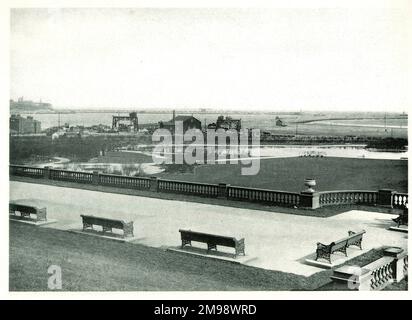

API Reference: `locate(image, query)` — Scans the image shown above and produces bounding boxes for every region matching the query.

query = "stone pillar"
[218,183,229,199]
[300,178,320,209]
[378,189,396,207]
[92,171,99,185]
[329,265,373,291]
[43,166,51,179]
[300,191,320,209]
[384,247,407,283]
[150,177,159,192]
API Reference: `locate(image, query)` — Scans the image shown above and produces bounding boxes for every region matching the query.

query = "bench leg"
[207,243,217,252]
[21,211,31,219]
[316,251,331,264]
[236,246,245,258]
[123,229,133,238]
[83,222,93,231]
[181,239,191,248]
[120,224,134,238]
[102,226,112,233]
[336,246,347,257]
[36,211,47,222]
[350,239,363,250]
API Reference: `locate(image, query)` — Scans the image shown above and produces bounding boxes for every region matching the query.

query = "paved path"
[10,181,407,276]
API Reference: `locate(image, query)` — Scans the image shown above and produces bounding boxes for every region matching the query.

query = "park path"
[10,181,407,276]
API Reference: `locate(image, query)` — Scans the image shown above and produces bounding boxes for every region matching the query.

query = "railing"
[49,169,93,184]
[158,179,219,197]
[319,190,378,207]
[403,255,408,278]
[10,165,45,178]
[392,192,408,209]
[9,164,408,210]
[330,249,408,291]
[366,257,395,290]
[99,173,151,190]
[228,186,300,206]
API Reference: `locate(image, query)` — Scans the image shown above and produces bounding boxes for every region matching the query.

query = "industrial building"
[10,114,42,134]
[207,115,242,131]
[159,111,202,132]
[112,112,139,132]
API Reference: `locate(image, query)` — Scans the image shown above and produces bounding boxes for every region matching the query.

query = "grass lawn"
[158,157,407,193]
[9,222,313,291]
[10,222,407,291]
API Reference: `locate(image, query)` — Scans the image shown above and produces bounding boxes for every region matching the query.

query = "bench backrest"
[346,230,366,245]
[330,239,348,252]
[9,203,44,214]
[330,230,366,251]
[179,229,238,247]
[81,215,126,229]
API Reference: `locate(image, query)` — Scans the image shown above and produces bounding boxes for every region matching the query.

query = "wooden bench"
[80,214,134,238]
[393,208,408,227]
[9,202,47,221]
[179,229,245,258]
[316,230,366,263]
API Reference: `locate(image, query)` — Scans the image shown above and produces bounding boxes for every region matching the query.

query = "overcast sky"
[10,7,410,111]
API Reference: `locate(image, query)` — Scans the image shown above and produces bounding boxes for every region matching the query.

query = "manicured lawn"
[10,222,406,291]
[9,222,313,291]
[159,157,407,193]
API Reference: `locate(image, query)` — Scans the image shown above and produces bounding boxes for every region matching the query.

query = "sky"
[10,7,411,111]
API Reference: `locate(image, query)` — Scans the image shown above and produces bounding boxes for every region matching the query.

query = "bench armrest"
[124,221,133,228]
[316,242,329,250]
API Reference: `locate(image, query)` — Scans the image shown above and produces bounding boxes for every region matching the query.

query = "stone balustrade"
[318,190,378,207]
[158,179,220,197]
[367,256,395,290]
[392,192,408,209]
[9,165,408,210]
[49,169,94,184]
[99,173,151,190]
[329,247,408,291]
[228,186,300,206]
[10,165,45,178]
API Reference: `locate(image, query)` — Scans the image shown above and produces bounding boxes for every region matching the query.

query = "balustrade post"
[384,247,407,283]
[43,166,51,180]
[218,183,229,199]
[329,265,373,291]
[299,178,320,209]
[378,189,396,207]
[150,177,159,192]
[300,191,320,209]
[92,171,99,185]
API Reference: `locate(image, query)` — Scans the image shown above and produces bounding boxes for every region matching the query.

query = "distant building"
[211,115,241,131]
[159,112,202,132]
[112,112,138,132]
[10,97,53,113]
[10,114,41,134]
